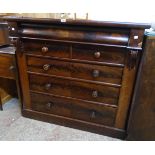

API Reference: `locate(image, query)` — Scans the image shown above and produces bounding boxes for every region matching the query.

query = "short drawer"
[23,39,70,59]
[0,54,15,79]
[72,44,126,65]
[27,56,123,85]
[31,92,117,126]
[27,56,72,77]
[29,74,120,105]
[71,62,123,85]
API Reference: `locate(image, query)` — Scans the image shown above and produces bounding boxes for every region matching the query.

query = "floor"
[0,99,120,141]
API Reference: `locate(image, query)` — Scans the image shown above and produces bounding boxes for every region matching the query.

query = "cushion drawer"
[31,92,117,126]
[72,44,126,65]
[0,54,15,79]
[23,39,70,59]
[27,56,123,85]
[29,74,120,105]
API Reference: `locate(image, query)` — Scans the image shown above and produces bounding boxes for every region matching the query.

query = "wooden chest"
[5,17,150,139]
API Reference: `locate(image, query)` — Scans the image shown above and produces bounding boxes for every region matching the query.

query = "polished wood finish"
[29,73,120,105]
[127,34,155,140]
[3,16,150,139]
[27,56,123,84]
[72,44,126,65]
[31,92,116,126]
[24,39,70,59]
[2,16,150,29]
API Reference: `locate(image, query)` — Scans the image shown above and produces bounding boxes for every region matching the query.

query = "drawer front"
[21,24,129,46]
[31,92,117,126]
[23,39,70,59]
[71,62,123,85]
[29,74,120,105]
[72,44,126,65]
[27,56,123,85]
[27,56,72,77]
[0,54,15,79]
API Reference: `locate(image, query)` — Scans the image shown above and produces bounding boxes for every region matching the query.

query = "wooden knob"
[45,83,51,90]
[42,46,48,53]
[91,111,96,118]
[46,102,54,109]
[9,65,15,71]
[92,90,98,98]
[92,70,100,78]
[43,64,50,71]
[94,52,101,58]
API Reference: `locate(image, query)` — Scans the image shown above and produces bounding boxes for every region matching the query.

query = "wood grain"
[29,73,120,105]
[27,56,123,85]
[31,92,117,126]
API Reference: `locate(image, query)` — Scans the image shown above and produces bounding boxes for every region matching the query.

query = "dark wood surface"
[0,22,10,46]
[27,56,123,85]
[4,16,150,139]
[29,73,120,105]
[127,34,155,140]
[31,92,117,126]
[2,16,150,29]
[0,53,16,79]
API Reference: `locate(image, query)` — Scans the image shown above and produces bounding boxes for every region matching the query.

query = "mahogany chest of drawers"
[4,17,150,139]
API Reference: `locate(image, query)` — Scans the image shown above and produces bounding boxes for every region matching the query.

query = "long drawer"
[31,92,117,126]
[29,73,120,105]
[27,56,123,85]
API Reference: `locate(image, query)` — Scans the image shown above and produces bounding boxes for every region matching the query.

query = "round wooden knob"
[9,65,15,71]
[92,90,98,98]
[42,46,48,53]
[91,111,96,118]
[43,64,50,71]
[46,102,54,109]
[92,70,100,78]
[45,83,52,90]
[94,52,101,58]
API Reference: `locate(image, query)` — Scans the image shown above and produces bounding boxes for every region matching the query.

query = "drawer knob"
[43,64,50,71]
[46,102,54,109]
[42,47,48,53]
[9,65,15,71]
[45,83,52,90]
[92,70,100,77]
[91,111,96,118]
[94,52,101,58]
[92,90,98,98]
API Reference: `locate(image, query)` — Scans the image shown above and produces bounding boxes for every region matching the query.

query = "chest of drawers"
[4,17,150,139]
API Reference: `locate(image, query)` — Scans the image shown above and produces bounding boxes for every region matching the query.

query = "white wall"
[0,0,155,23]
